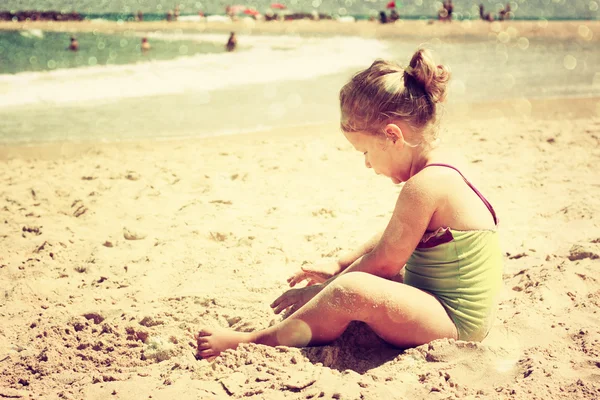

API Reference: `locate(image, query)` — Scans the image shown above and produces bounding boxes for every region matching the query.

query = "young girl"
[196,48,503,359]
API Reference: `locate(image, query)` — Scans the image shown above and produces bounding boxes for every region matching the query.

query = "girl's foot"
[195,327,252,360]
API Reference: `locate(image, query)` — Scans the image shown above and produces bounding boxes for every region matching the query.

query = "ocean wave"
[0,34,390,108]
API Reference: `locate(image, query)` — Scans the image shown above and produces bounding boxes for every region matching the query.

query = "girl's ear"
[384,123,404,146]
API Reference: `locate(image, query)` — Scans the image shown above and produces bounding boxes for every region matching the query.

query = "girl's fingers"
[288,272,311,287]
[274,299,295,315]
[288,275,300,287]
[272,293,300,314]
[271,294,284,309]
[302,267,330,280]
[271,289,296,309]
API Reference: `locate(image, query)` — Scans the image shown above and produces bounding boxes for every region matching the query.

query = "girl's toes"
[198,349,215,358]
[197,328,213,337]
[197,342,212,350]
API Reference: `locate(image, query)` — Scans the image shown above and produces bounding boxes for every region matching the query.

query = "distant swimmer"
[141,37,151,52]
[226,32,237,52]
[68,36,79,51]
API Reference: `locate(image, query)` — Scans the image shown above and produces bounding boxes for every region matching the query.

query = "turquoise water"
[0,30,225,74]
[1,0,598,20]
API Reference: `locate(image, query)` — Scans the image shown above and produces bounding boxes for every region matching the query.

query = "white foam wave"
[0,34,390,108]
[19,29,45,38]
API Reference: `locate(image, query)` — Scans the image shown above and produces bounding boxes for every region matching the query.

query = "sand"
[1,19,600,42]
[1,19,600,400]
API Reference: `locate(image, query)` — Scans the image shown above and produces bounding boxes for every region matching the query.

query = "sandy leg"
[196,272,457,359]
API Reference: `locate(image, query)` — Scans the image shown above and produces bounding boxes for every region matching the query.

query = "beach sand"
[1,19,600,41]
[1,19,600,400]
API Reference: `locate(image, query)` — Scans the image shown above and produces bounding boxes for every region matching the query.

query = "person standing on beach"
[226,32,237,52]
[446,0,454,21]
[499,3,512,20]
[479,4,494,22]
[438,0,453,22]
[195,48,504,360]
[379,11,388,24]
[68,36,78,51]
[479,4,494,21]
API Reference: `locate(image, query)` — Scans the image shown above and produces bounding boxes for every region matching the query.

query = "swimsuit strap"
[423,163,498,225]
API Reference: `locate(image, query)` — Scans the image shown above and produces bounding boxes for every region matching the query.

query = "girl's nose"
[364,157,371,169]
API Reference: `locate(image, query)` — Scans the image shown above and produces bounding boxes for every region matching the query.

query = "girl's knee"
[330,271,371,291]
[324,272,385,318]
[326,272,373,304]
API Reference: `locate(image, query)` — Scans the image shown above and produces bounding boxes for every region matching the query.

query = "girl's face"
[343,130,404,184]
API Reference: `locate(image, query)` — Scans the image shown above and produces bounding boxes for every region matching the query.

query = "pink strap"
[423,163,498,225]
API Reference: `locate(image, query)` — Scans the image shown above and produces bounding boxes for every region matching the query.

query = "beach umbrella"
[386,1,396,8]
[270,3,287,9]
[244,8,260,16]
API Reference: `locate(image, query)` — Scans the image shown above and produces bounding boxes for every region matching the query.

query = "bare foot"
[195,327,252,360]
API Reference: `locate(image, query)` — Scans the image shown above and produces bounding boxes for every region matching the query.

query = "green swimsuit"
[404,164,503,342]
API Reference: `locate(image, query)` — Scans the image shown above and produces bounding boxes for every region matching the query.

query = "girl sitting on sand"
[196,48,503,360]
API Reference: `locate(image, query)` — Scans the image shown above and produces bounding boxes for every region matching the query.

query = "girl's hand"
[287,261,342,287]
[271,284,323,315]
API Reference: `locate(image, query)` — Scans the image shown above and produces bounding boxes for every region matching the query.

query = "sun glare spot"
[517,37,529,50]
[495,357,519,373]
[276,320,312,347]
[563,55,577,70]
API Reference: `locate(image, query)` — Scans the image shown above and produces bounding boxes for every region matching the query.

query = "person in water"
[226,32,237,52]
[141,37,151,52]
[68,36,78,51]
[195,48,503,360]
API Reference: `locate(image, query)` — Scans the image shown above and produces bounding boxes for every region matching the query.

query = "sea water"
[0,29,598,144]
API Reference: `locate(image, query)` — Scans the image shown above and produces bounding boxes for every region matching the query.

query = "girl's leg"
[196,271,457,359]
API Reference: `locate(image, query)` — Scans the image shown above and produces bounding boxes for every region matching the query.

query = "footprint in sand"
[123,228,147,240]
[568,244,599,261]
[71,200,88,217]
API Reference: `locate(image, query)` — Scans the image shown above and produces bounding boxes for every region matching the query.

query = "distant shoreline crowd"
[0,10,83,22]
[0,6,596,23]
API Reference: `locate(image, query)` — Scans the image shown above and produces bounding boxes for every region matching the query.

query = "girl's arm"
[272,176,440,314]
[287,228,385,287]
[336,229,385,272]
[327,178,437,282]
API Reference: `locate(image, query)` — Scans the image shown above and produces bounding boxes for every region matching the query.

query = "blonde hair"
[339,48,450,146]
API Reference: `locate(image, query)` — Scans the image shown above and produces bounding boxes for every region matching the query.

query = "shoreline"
[1,19,599,41]
[2,95,598,160]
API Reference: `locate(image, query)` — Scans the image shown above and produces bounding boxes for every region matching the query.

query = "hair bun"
[406,48,450,103]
